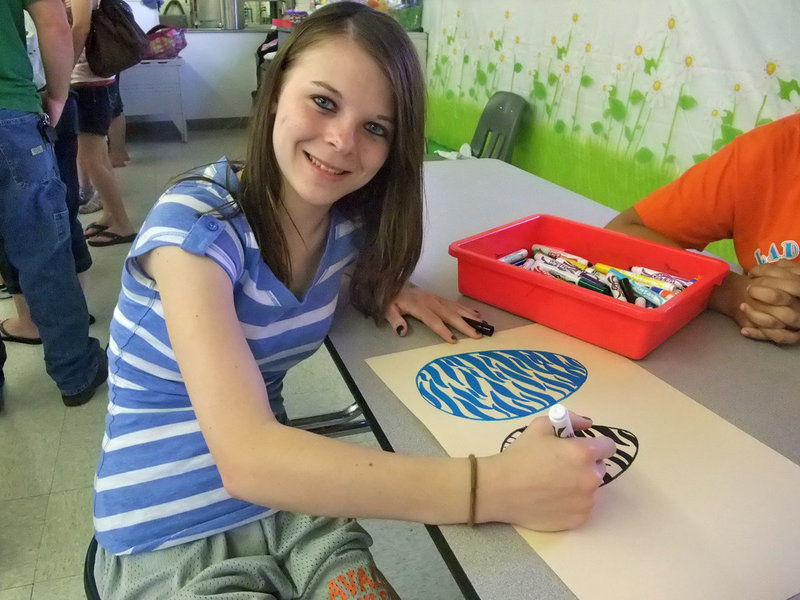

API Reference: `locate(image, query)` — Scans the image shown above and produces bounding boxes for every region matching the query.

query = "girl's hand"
[478,412,616,531]
[383,283,485,343]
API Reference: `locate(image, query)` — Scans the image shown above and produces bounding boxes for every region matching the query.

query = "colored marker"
[606,271,627,302]
[584,267,609,286]
[631,266,696,289]
[498,249,528,264]
[596,263,676,291]
[628,278,666,307]
[548,404,575,438]
[532,258,609,294]
[650,286,677,302]
[531,244,589,267]
[534,254,607,289]
[463,316,495,336]
[613,272,637,303]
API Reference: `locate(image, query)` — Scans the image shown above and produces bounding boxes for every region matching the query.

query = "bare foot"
[110,152,131,168]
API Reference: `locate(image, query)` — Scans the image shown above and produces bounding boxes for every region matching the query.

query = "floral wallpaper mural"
[422,0,800,263]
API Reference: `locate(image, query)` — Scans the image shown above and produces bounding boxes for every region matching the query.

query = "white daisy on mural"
[609,58,631,82]
[727,77,748,102]
[630,33,653,62]
[676,51,699,85]
[704,97,728,127]
[664,13,688,38]
[644,69,675,108]
[762,57,780,82]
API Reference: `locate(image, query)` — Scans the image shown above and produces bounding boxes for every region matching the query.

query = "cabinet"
[120,59,188,142]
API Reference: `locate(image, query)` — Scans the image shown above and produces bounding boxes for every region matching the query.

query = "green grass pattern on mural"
[426,92,737,264]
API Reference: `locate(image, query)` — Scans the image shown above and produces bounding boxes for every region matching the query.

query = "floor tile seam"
[0,583,33,597]
[45,407,71,496]
[0,491,51,505]
[31,484,92,583]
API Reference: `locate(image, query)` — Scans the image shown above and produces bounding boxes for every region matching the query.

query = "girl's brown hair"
[242,1,425,319]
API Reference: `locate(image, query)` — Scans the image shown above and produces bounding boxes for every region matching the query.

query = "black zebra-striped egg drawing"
[500,424,639,486]
[415,350,588,421]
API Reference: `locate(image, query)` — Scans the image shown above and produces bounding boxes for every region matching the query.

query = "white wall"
[128,1,263,120]
[178,31,263,119]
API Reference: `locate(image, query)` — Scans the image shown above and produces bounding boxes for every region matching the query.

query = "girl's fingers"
[383,302,408,337]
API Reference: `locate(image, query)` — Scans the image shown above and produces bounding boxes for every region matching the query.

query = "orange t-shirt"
[634,113,800,272]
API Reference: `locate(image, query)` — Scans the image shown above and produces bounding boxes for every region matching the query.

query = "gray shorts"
[94,513,399,600]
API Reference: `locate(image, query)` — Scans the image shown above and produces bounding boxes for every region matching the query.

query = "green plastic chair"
[470,91,528,162]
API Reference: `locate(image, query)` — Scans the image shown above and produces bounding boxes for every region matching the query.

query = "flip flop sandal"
[0,319,42,345]
[87,231,137,247]
[83,223,109,238]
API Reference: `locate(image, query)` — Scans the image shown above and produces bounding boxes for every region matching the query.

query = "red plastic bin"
[448,214,730,359]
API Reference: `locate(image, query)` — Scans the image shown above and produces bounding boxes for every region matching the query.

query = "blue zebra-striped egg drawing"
[415,350,588,421]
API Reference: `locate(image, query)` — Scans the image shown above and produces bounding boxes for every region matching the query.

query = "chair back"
[470,91,528,162]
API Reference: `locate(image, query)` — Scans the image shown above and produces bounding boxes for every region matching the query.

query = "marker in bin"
[595,263,677,292]
[631,266,696,290]
[606,270,627,302]
[533,253,606,287]
[498,249,529,264]
[532,254,609,294]
[609,269,669,307]
[628,277,666,307]
[531,244,589,267]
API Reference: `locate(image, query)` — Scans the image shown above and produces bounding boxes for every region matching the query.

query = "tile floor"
[0,123,464,599]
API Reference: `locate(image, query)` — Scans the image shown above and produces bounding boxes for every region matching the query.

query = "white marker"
[498,249,529,264]
[548,404,575,438]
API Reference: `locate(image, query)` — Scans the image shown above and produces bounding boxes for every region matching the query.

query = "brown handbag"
[85,0,148,77]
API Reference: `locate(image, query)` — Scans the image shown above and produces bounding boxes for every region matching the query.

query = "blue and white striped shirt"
[93,159,360,554]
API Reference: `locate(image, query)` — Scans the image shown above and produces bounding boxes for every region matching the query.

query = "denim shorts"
[109,76,124,119]
[73,83,114,135]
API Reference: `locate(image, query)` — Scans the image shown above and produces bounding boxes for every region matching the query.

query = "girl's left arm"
[68,0,91,65]
[383,282,484,343]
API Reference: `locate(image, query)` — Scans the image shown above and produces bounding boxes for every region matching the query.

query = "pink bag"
[143,25,187,60]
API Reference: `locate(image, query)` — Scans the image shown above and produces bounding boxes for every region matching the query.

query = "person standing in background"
[0,10,95,346]
[66,0,137,246]
[0,0,107,408]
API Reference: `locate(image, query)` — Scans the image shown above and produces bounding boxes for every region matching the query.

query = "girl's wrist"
[471,454,503,525]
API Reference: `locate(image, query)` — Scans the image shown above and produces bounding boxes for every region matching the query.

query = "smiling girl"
[92,3,614,598]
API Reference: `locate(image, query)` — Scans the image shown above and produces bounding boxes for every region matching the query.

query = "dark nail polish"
[396,325,404,336]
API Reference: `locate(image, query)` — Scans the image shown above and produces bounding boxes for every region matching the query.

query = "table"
[326,158,800,600]
[119,59,188,142]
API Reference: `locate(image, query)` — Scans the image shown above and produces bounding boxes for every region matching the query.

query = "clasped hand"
[736,260,800,344]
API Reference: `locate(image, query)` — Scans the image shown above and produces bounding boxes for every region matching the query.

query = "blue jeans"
[0,109,100,395]
[55,93,93,276]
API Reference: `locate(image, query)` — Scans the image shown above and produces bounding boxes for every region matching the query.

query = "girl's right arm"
[141,245,615,531]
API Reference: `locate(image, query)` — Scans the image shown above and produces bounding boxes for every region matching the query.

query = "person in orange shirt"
[606,114,800,344]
